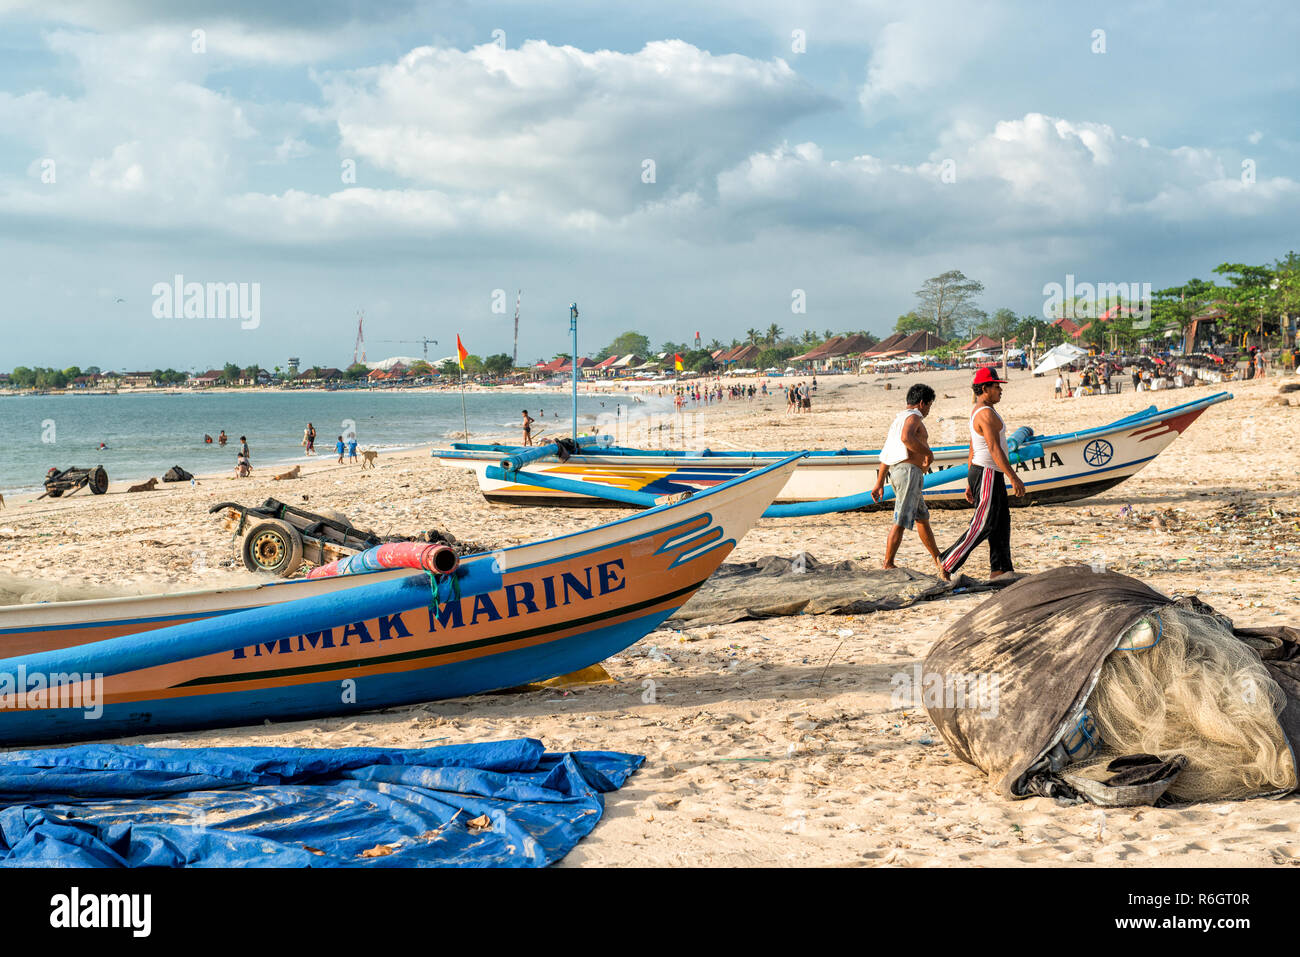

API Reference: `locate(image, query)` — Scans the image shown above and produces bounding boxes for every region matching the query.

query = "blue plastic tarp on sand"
[0,739,642,867]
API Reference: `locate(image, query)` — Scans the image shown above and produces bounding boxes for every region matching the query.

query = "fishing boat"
[0,455,802,744]
[435,392,1231,510]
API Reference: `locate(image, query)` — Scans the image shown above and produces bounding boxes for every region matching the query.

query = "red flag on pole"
[456,335,468,369]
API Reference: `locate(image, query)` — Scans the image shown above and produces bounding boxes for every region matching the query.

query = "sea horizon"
[0,388,672,495]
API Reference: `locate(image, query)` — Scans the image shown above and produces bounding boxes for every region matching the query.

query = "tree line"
[896,254,1300,356]
[593,327,883,373]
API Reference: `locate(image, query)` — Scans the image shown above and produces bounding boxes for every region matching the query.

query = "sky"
[0,0,1296,372]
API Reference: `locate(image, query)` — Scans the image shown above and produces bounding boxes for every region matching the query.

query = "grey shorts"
[889,462,930,530]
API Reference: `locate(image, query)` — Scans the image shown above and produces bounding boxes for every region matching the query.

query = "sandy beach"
[1,367,1297,867]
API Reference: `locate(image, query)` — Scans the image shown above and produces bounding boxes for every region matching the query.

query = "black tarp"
[923,566,1300,803]
[668,554,1014,626]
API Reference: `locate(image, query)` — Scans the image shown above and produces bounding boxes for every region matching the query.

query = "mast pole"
[570,303,579,442]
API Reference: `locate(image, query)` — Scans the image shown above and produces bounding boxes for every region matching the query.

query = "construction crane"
[352,310,366,365]
[380,337,439,362]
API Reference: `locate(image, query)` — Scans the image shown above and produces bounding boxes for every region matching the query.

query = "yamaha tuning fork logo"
[1082,439,1114,467]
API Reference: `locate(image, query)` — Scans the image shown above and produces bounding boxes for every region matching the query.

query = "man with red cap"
[939,366,1025,577]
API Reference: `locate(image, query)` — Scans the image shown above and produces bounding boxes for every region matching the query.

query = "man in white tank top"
[870,383,945,577]
[939,366,1025,578]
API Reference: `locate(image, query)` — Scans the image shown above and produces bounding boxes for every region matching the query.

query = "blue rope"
[1065,711,1100,754]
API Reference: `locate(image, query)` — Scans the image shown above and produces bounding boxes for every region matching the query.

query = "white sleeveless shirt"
[970,405,1007,472]
[879,409,921,466]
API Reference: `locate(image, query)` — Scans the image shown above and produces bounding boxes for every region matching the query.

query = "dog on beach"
[272,465,302,481]
[360,450,379,469]
[126,477,158,493]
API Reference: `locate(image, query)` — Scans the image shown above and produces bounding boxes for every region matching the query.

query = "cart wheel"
[240,520,304,577]
[89,466,109,495]
[46,488,63,498]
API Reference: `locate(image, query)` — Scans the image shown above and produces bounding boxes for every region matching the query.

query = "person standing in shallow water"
[522,410,536,446]
[939,367,1025,579]
[872,383,946,579]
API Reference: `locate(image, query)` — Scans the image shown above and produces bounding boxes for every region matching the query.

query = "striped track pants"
[940,464,1013,575]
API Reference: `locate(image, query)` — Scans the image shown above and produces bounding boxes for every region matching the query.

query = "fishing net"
[1086,606,1297,801]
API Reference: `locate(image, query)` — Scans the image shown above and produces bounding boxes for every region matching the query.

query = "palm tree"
[746,328,760,345]
[823,329,834,340]
[802,329,816,344]
[765,323,783,345]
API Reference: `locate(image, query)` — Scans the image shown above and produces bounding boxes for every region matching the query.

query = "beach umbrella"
[1032,343,1088,375]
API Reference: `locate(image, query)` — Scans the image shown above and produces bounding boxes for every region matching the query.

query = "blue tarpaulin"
[0,739,642,867]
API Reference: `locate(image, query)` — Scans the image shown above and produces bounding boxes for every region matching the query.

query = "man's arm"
[871,461,889,502]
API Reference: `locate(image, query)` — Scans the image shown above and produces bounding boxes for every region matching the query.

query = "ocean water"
[0,388,668,494]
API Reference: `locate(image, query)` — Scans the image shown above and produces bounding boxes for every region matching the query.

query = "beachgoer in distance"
[218,430,227,446]
[306,423,316,455]
[239,436,250,462]
[939,367,1025,579]
[1054,373,1063,399]
[871,383,946,579]
[348,436,358,464]
[336,435,346,463]
[234,452,251,478]
[302,428,311,455]
[522,410,536,446]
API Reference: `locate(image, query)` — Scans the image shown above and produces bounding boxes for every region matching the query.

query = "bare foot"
[881,562,897,570]
[933,559,951,581]
[989,570,1012,579]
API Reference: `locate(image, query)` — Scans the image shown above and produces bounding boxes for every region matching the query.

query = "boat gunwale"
[0,454,805,623]
[433,392,1231,467]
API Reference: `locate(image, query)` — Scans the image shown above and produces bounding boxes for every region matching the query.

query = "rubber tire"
[89,466,109,494]
[240,520,305,577]
[46,488,63,498]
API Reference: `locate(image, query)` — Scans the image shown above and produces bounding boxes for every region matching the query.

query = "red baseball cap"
[973,366,1007,386]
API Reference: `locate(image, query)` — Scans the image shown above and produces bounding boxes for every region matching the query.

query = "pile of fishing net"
[923,566,1300,806]
[1083,607,1296,802]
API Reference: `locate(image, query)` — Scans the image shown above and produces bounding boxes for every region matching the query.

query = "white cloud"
[712,113,1299,249]
[857,2,1004,115]
[319,39,830,216]
[273,136,313,162]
